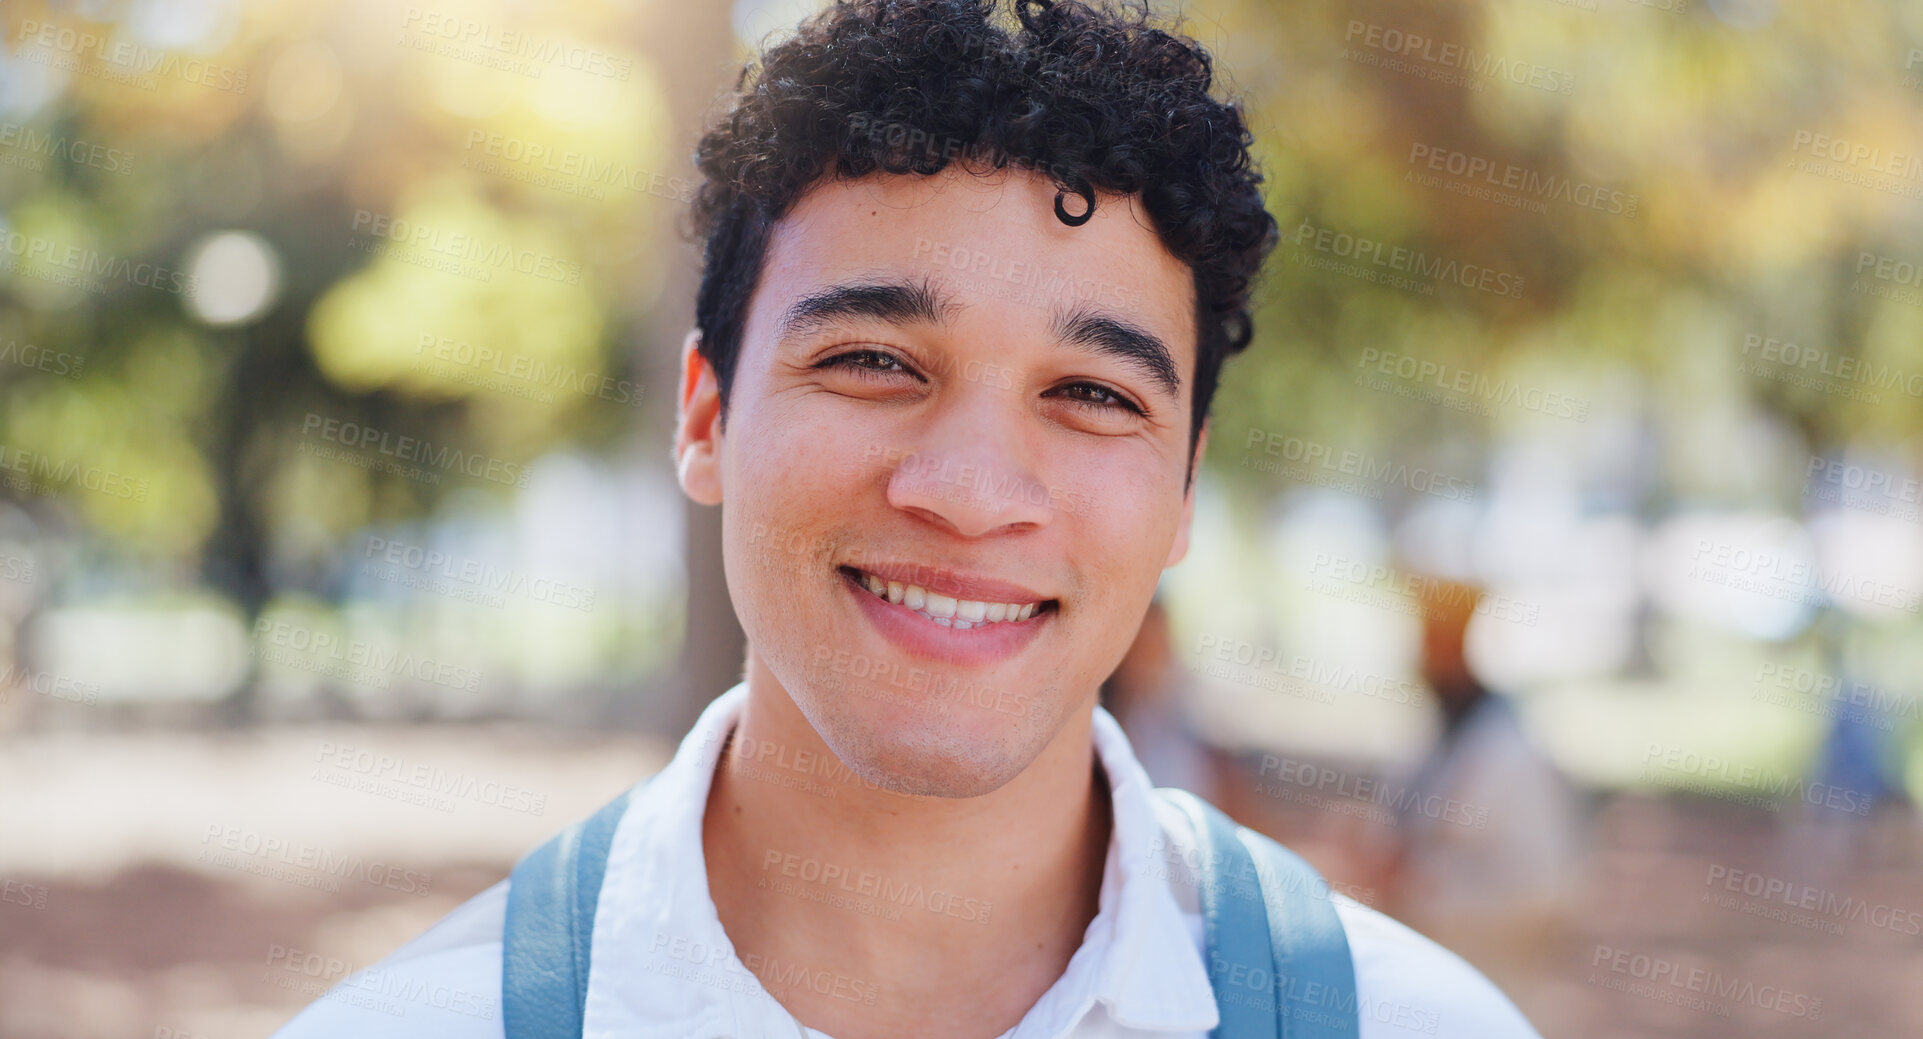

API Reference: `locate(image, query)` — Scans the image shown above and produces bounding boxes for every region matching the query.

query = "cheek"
[720,404,883,632]
[728,411,858,537]
[720,442,825,612]
[1063,457,1182,558]
[1059,465,1181,656]
[734,392,884,492]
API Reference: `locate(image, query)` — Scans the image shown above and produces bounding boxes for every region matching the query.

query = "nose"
[881,386,1059,537]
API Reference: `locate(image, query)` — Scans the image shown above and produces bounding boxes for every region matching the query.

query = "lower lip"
[839,568,1052,669]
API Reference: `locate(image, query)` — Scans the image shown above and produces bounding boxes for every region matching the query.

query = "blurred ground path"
[5,733,1921,1038]
[1213,750,1923,1038]
[0,724,672,1039]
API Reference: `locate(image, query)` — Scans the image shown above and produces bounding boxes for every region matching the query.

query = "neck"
[701,654,1113,1039]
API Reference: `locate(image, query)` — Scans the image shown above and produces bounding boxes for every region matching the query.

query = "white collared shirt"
[272,681,1542,1039]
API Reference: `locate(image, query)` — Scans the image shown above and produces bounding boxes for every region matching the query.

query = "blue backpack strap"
[1157,788,1359,1039]
[502,787,636,1039]
[1159,787,1281,1039]
[1241,821,1360,1039]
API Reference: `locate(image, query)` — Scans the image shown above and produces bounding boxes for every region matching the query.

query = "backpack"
[501,784,1359,1039]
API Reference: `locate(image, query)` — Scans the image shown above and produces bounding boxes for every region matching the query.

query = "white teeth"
[850,569,1045,628]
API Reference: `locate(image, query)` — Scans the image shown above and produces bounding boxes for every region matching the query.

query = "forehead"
[749,164,1197,356]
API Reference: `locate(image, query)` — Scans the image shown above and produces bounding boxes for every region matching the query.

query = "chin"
[857,752,1021,799]
[802,677,1044,799]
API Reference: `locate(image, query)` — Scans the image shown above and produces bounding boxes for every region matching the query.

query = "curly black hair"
[689,0,1278,484]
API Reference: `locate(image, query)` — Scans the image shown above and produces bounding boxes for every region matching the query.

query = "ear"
[673,329,725,506]
[1164,419,1207,569]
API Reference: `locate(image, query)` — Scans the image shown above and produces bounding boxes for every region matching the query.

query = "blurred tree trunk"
[633,1,744,734]
[203,301,326,725]
[203,327,271,726]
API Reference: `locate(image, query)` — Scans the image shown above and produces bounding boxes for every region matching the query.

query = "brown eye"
[818,349,921,381]
[1050,381,1145,415]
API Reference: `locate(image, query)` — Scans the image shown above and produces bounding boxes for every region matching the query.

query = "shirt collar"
[582,681,1219,1039]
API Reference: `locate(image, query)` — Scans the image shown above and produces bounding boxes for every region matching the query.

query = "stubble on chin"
[792,673,1063,800]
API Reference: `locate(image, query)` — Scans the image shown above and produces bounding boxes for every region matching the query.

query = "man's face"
[675,162,1207,798]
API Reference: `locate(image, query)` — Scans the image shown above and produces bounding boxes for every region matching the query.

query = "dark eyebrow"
[774,277,957,340]
[1052,305,1182,403]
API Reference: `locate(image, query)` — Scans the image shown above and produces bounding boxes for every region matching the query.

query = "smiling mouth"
[837,566,1057,630]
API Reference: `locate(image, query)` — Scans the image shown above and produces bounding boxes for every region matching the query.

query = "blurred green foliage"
[0,1,1918,783]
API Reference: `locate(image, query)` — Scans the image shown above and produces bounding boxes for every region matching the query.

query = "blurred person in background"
[1777,611,1915,885]
[1099,595,1217,801]
[1355,577,1583,975]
